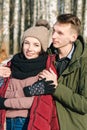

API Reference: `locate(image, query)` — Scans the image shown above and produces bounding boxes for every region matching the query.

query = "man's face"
[52,22,77,49]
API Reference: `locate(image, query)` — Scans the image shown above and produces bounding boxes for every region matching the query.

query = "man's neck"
[58,44,73,59]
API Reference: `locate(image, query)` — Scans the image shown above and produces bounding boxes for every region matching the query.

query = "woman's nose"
[28,44,33,50]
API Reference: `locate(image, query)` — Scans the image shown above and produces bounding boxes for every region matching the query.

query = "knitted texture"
[22,26,49,51]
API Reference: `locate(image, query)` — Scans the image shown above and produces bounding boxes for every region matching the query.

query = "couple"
[0,13,87,130]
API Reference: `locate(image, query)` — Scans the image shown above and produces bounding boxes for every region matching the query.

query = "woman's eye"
[35,44,39,47]
[34,43,39,47]
[24,41,29,44]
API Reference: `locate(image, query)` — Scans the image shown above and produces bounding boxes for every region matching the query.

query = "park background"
[0,0,87,62]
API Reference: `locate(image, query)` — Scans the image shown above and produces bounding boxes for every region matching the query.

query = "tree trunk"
[0,0,3,45]
[49,0,58,26]
[64,0,72,13]
[2,0,10,56]
[13,0,20,54]
[1,0,87,55]
[83,0,87,42]
[76,0,83,21]
[20,0,25,43]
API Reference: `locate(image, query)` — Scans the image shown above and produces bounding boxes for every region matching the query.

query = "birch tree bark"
[49,0,58,27]
[24,0,30,30]
[83,0,87,42]
[29,0,34,26]
[34,0,49,25]
[0,0,3,45]
[20,0,25,42]
[76,0,83,21]
[64,0,72,13]
[1,0,87,55]
[37,0,41,19]
[3,0,10,56]
[33,0,41,25]
[45,0,50,21]
[33,0,37,25]
[57,0,65,14]
[40,0,46,19]
[13,0,20,54]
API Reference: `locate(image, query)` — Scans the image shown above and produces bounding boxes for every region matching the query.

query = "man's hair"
[57,14,81,34]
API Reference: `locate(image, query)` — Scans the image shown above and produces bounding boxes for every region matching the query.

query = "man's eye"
[57,31,63,35]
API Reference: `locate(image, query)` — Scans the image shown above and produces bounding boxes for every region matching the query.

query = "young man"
[38,14,87,130]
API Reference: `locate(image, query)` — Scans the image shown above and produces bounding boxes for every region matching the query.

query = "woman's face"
[23,37,42,59]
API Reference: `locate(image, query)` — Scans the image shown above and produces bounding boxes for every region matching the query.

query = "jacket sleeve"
[4,96,34,109]
[53,60,87,114]
[5,87,34,109]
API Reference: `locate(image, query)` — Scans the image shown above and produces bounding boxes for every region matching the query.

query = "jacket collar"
[61,39,84,75]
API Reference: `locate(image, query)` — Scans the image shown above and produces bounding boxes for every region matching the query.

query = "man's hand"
[39,68,58,87]
[23,78,56,97]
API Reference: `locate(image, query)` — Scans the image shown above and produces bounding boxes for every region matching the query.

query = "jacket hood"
[71,35,86,62]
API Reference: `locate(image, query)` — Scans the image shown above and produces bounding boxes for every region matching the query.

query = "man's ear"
[71,32,78,42]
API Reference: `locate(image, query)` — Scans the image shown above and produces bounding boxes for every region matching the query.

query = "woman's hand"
[39,68,58,87]
[0,66,11,77]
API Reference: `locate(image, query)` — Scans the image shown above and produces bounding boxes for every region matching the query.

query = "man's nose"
[52,32,57,38]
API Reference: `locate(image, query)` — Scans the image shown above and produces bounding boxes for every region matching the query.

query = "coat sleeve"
[5,84,34,109]
[53,57,87,114]
[4,96,34,109]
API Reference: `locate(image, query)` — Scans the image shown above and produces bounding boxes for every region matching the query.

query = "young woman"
[0,26,59,130]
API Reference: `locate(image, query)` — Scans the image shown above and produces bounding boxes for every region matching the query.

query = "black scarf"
[11,53,48,79]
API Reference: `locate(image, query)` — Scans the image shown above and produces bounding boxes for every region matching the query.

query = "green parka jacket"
[48,37,87,130]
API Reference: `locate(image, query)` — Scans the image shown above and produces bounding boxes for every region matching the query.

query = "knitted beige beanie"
[22,26,49,52]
